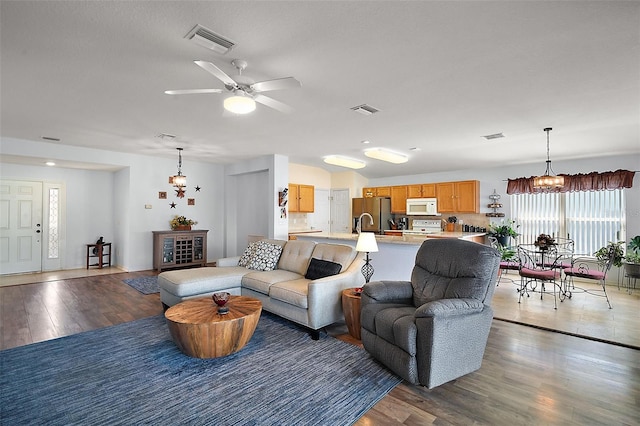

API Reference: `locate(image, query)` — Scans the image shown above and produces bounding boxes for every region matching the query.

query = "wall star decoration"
[170,202,177,208]
[175,187,186,198]
[195,186,201,192]
[188,198,195,206]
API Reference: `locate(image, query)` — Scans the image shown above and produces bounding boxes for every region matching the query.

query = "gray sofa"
[158,239,365,338]
[361,238,500,388]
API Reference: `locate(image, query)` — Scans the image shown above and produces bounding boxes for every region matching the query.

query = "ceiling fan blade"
[164,89,223,95]
[253,94,293,114]
[194,60,237,88]
[251,77,301,93]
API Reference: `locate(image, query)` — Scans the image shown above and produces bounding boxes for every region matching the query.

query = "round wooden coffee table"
[165,295,262,358]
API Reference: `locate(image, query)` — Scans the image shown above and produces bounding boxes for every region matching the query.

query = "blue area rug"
[122,275,159,294]
[0,312,401,425]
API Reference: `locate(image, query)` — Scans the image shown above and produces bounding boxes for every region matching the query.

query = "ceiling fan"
[164,59,301,114]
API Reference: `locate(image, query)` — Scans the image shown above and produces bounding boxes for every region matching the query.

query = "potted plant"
[170,215,197,231]
[534,234,556,251]
[624,236,640,277]
[594,241,624,268]
[488,219,519,247]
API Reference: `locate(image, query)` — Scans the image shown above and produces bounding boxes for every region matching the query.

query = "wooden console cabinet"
[152,230,208,272]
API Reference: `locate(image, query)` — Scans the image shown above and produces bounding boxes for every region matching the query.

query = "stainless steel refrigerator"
[352,197,392,233]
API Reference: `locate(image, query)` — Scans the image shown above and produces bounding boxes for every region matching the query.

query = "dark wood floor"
[1,271,639,425]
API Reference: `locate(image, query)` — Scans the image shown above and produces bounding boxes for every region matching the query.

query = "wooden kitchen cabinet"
[289,183,314,212]
[390,185,408,213]
[153,230,208,272]
[363,186,390,198]
[436,180,479,213]
[407,183,436,198]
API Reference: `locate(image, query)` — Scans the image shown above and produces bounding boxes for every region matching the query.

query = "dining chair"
[563,253,614,309]
[517,244,563,309]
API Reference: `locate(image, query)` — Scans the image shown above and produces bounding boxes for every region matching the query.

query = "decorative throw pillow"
[305,258,342,280]
[247,241,283,271]
[238,242,258,267]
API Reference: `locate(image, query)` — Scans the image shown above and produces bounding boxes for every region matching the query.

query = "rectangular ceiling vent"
[482,133,505,140]
[156,133,176,141]
[185,24,235,54]
[350,104,380,116]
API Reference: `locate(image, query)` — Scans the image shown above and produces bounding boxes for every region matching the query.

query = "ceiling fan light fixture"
[224,91,256,114]
[364,148,408,164]
[323,155,366,170]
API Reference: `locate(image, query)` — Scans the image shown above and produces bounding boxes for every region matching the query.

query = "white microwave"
[406,198,440,216]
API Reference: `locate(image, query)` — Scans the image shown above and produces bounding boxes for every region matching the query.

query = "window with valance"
[507,169,635,195]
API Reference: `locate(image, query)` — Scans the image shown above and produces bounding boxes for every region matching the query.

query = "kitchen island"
[294,231,486,281]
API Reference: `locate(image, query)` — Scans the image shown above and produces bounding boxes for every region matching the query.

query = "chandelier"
[171,147,187,187]
[532,127,564,189]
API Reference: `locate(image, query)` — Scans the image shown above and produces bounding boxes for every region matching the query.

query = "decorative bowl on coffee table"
[212,292,231,314]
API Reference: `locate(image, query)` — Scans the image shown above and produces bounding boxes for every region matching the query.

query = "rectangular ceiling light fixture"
[185,24,236,54]
[323,155,366,169]
[350,104,380,116]
[364,148,408,164]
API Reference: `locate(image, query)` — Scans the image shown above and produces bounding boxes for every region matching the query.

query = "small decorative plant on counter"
[534,234,556,250]
[170,215,197,231]
[488,219,519,247]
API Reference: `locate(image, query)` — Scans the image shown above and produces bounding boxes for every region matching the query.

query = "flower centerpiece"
[534,233,556,251]
[488,219,519,247]
[170,215,197,231]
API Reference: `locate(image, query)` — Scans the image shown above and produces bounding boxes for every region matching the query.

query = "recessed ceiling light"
[364,148,408,164]
[45,161,56,166]
[361,140,370,144]
[323,155,366,169]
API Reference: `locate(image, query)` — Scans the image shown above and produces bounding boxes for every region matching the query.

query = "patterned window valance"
[507,169,635,195]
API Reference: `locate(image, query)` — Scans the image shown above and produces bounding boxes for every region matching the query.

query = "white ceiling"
[1,1,638,178]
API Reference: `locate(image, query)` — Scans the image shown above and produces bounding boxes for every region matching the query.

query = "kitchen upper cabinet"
[436,180,479,213]
[289,183,314,212]
[390,185,408,213]
[407,184,436,198]
[363,186,390,197]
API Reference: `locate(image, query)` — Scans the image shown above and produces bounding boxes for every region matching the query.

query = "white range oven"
[402,219,442,236]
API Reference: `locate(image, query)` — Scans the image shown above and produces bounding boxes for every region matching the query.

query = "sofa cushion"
[305,258,342,280]
[277,240,316,274]
[247,240,284,271]
[269,279,311,309]
[310,243,357,272]
[242,269,304,295]
[238,241,258,267]
[158,267,248,297]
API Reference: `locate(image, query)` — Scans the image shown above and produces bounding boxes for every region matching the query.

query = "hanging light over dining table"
[532,127,564,190]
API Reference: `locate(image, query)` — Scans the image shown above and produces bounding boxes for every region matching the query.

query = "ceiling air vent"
[156,133,176,141]
[350,104,380,116]
[482,133,505,140]
[185,24,235,54]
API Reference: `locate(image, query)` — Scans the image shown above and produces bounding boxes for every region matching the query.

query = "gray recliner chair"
[361,238,500,388]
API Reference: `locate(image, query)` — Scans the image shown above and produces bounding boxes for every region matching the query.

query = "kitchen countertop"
[294,231,486,245]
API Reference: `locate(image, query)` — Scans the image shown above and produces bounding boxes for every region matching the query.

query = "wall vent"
[350,104,380,115]
[41,136,61,142]
[185,24,235,54]
[156,133,176,140]
[482,133,505,140]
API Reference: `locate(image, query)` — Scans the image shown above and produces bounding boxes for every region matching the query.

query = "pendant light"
[532,127,564,190]
[171,148,187,187]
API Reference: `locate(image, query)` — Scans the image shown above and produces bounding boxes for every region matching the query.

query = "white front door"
[0,180,43,274]
[330,188,351,233]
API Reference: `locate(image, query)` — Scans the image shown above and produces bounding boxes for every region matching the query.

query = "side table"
[86,242,111,269]
[342,288,362,340]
